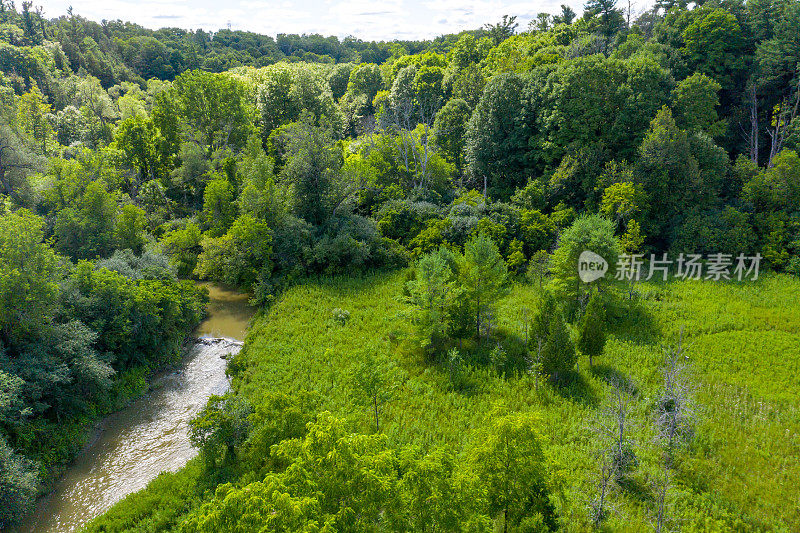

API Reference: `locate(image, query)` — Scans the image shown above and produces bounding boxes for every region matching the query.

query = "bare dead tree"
[605,379,638,482]
[383,90,441,191]
[654,330,695,461]
[766,78,800,168]
[651,329,696,532]
[626,0,632,27]
[360,111,378,148]
[743,84,759,165]
[357,108,376,138]
[590,377,638,524]
[393,95,416,180]
[35,4,48,40]
[653,461,671,533]
[590,450,616,526]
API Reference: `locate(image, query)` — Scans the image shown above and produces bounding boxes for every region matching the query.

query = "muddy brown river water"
[13,283,254,533]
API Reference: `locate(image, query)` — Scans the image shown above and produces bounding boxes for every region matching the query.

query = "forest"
[0,0,799,530]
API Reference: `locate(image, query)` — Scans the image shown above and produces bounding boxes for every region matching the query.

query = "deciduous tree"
[459,233,508,342]
[405,247,460,352]
[468,409,555,531]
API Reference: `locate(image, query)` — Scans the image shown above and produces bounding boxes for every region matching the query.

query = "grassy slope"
[86,271,800,532]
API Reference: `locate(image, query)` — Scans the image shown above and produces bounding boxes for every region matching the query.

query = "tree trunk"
[476,293,481,343]
[596,470,608,524]
[749,85,759,165]
[655,468,667,533]
[373,396,379,433]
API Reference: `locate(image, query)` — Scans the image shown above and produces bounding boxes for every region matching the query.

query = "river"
[13,283,255,533]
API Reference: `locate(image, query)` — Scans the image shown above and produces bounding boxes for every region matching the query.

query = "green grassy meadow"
[86,271,800,532]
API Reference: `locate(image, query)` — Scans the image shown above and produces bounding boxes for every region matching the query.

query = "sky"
[40,0,649,42]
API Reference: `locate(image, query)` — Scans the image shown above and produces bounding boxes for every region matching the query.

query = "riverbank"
[10,283,255,533]
[13,337,244,533]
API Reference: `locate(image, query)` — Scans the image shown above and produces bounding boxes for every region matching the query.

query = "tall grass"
[87,272,800,531]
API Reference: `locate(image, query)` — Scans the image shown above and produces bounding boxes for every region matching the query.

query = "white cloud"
[41,0,652,41]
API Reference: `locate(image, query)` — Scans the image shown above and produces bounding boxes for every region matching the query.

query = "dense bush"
[66,261,207,368]
[0,434,38,528]
[96,248,177,280]
[0,208,206,521]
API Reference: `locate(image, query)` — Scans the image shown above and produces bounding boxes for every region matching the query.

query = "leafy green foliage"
[161,222,203,277]
[115,204,148,253]
[433,97,471,173]
[96,249,176,281]
[404,247,460,351]
[350,353,402,432]
[670,72,725,136]
[195,215,273,290]
[115,115,168,183]
[201,178,236,237]
[468,409,555,530]
[173,70,253,157]
[531,292,577,380]
[184,412,402,532]
[0,209,60,344]
[277,120,342,225]
[549,214,619,309]
[0,434,38,528]
[577,291,607,366]
[66,261,208,368]
[254,62,344,137]
[54,180,117,260]
[465,73,529,198]
[682,8,746,92]
[460,233,509,341]
[189,394,253,467]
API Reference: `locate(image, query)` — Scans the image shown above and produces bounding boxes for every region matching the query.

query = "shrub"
[331,307,351,325]
[160,222,203,277]
[0,435,38,528]
[96,249,176,281]
[189,394,253,468]
[195,215,273,289]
